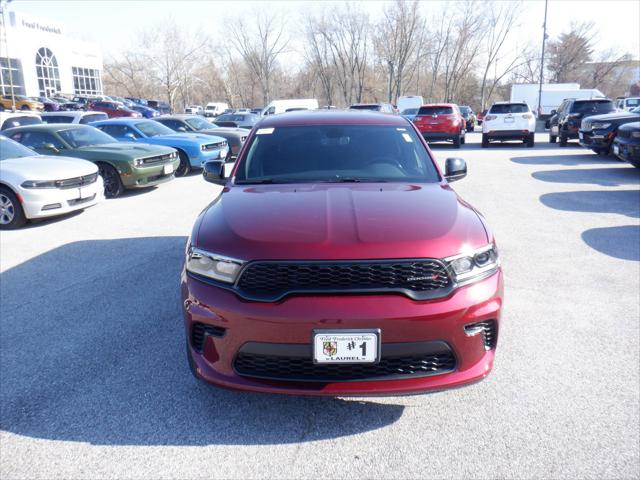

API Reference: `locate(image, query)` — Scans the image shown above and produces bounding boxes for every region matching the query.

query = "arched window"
[35,48,61,96]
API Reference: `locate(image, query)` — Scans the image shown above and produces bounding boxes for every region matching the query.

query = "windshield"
[185,117,217,130]
[58,126,116,147]
[401,108,418,115]
[489,104,528,114]
[0,136,38,160]
[234,125,440,184]
[134,121,174,137]
[571,100,615,114]
[418,106,454,115]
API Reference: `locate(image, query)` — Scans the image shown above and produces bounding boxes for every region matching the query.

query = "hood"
[1,155,97,180]
[196,183,489,261]
[201,127,248,137]
[76,142,173,156]
[152,133,224,144]
[583,111,640,122]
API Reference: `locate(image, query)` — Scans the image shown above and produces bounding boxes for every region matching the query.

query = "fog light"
[450,256,473,274]
[41,203,62,211]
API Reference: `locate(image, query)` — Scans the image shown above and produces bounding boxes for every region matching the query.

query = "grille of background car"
[202,141,226,151]
[234,260,452,301]
[57,172,98,189]
[141,153,174,165]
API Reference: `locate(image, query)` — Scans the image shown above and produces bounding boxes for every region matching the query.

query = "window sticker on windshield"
[256,128,274,135]
[396,127,407,131]
[401,133,413,142]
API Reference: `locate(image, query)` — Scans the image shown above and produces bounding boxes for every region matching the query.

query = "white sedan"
[0,136,104,229]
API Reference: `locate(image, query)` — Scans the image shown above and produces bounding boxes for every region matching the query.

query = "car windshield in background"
[571,101,615,114]
[418,106,454,115]
[1,116,41,129]
[460,106,472,114]
[135,121,174,137]
[401,108,418,115]
[80,114,108,124]
[58,127,115,147]
[217,114,252,122]
[0,137,38,160]
[41,115,74,124]
[488,104,528,114]
[235,125,440,184]
[185,117,217,130]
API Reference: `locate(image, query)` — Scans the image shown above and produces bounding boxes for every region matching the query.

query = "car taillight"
[485,115,497,121]
[522,114,533,119]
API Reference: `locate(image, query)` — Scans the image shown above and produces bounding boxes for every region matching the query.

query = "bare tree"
[228,12,288,105]
[374,0,424,103]
[303,15,336,106]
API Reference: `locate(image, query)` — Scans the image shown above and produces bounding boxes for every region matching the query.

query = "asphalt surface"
[1,132,639,479]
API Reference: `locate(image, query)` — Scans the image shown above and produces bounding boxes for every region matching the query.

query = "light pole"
[536,0,548,119]
[0,0,16,111]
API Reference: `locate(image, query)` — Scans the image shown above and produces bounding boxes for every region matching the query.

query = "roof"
[2,123,90,132]
[257,109,409,128]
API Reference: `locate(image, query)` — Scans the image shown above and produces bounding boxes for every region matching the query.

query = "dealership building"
[0,11,103,98]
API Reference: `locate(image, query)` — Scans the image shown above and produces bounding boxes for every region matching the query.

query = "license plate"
[504,117,514,123]
[163,164,174,175]
[313,330,380,364]
[579,132,583,140]
[613,144,619,155]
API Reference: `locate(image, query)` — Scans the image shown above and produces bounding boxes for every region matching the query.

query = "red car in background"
[413,103,466,148]
[89,101,142,118]
[182,110,503,396]
[477,109,487,125]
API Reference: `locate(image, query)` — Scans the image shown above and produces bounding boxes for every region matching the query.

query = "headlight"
[186,246,244,283]
[591,122,611,130]
[21,180,58,188]
[484,115,497,121]
[134,158,144,167]
[631,131,640,138]
[444,244,500,287]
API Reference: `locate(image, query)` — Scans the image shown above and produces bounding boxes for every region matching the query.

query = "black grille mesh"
[234,350,456,382]
[191,322,226,352]
[236,260,451,301]
[475,320,497,350]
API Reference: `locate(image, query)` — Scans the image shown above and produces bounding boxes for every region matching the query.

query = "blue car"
[129,104,160,118]
[92,118,228,176]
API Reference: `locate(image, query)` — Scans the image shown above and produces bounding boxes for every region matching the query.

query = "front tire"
[482,133,489,148]
[460,130,466,145]
[98,163,124,198]
[0,187,27,229]
[559,132,568,147]
[175,150,191,177]
[549,134,557,143]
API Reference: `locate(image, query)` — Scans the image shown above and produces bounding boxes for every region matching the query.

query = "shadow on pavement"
[582,226,640,261]
[539,190,640,218]
[511,153,615,166]
[0,237,404,446]
[531,167,640,187]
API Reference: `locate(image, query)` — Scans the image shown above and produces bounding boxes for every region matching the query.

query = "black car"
[459,106,476,131]
[146,100,171,115]
[549,98,616,146]
[579,106,640,155]
[51,96,82,111]
[612,121,640,167]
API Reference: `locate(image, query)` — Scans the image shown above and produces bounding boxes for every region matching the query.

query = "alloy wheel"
[0,193,16,225]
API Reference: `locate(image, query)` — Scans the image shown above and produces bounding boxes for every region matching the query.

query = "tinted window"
[135,121,174,137]
[80,113,108,124]
[235,125,439,184]
[418,106,454,115]
[10,131,65,150]
[1,116,42,130]
[98,124,140,138]
[570,100,615,114]
[626,98,640,107]
[184,117,217,130]
[157,118,189,131]
[42,115,74,124]
[57,127,116,147]
[0,136,38,159]
[488,104,528,114]
[350,105,381,111]
[401,108,418,115]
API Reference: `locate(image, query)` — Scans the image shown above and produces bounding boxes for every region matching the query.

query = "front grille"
[581,119,592,131]
[617,129,631,139]
[141,153,174,165]
[57,173,98,189]
[234,343,456,382]
[191,322,226,352]
[235,260,452,301]
[67,194,96,206]
[202,141,225,151]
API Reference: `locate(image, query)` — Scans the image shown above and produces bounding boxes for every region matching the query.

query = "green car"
[3,124,180,198]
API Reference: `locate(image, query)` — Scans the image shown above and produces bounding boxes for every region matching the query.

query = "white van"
[261,99,319,116]
[397,96,424,113]
[205,102,229,118]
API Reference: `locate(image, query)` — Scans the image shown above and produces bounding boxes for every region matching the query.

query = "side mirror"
[123,132,137,141]
[42,143,60,153]
[202,160,226,185]
[177,127,187,132]
[444,157,467,182]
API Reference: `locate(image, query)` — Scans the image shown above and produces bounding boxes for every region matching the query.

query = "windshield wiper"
[321,176,388,183]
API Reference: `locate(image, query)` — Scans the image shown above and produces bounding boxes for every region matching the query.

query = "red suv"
[182,110,503,396]
[413,103,466,148]
[89,101,141,118]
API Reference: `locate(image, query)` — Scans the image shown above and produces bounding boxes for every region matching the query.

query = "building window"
[0,57,26,96]
[35,47,61,96]
[72,66,103,95]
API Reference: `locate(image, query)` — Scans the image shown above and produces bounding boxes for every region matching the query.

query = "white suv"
[482,102,536,148]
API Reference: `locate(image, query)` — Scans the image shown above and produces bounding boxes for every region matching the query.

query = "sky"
[6,0,640,63]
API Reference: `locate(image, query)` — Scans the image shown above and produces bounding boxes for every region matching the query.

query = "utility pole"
[536,0,548,118]
[0,0,16,110]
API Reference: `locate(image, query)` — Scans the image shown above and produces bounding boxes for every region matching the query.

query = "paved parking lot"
[1,132,639,479]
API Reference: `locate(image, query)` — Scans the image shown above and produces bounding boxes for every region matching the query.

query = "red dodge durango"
[181,110,503,395]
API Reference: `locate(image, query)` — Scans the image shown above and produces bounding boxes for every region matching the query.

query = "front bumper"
[181,270,504,396]
[18,177,104,219]
[187,148,227,168]
[420,131,459,142]
[578,129,613,149]
[613,137,640,166]
[122,159,180,188]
